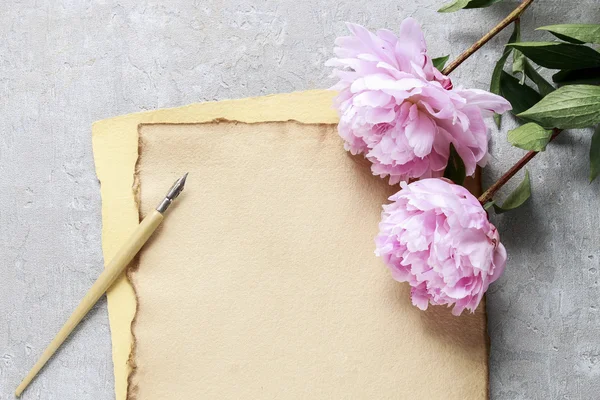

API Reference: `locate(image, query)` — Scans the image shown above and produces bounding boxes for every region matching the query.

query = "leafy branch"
[435,0,600,210]
[491,22,600,202]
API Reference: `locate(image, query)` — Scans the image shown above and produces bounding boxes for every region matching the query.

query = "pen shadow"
[17,297,111,393]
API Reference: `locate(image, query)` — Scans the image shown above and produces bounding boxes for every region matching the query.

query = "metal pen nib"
[156,172,188,213]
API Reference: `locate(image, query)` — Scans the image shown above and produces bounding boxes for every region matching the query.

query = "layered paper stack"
[93,90,488,399]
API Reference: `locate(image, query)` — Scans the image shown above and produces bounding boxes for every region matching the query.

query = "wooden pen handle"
[16,209,164,397]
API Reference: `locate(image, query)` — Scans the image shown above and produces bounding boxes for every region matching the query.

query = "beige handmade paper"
[92,91,488,400]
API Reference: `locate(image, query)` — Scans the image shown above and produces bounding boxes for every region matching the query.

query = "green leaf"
[590,125,600,182]
[483,201,495,211]
[438,0,502,12]
[507,122,553,151]
[537,24,600,45]
[552,68,600,86]
[547,32,586,45]
[491,22,520,95]
[500,71,542,115]
[523,60,555,96]
[513,50,526,84]
[491,21,520,128]
[511,20,526,83]
[506,42,600,70]
[443,144,466,185]
[517,85,600,129]
[463,0,504,9]
[493,170,531,214]
[432,55,450,71]
[438,0,470,12]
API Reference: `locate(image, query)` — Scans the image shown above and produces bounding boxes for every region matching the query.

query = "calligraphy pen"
[15,173,188,397]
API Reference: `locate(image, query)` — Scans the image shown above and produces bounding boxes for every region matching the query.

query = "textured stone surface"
[0,1,598,399]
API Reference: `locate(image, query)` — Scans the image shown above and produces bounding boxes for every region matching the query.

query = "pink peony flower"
[326,18,512,184]
[375,178,506,315]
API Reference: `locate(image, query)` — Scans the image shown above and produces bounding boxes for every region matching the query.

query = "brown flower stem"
[441,0,535,76]
[478,129,561,204]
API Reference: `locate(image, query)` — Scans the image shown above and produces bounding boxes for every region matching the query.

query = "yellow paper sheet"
[92,90,488,400]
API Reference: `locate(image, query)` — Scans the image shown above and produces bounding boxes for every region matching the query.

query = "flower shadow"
[386,278,489,354]
[489,190,548,257]
[420,299,489,353]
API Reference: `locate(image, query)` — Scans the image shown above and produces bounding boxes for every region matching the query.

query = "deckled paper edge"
[91,90,339,400]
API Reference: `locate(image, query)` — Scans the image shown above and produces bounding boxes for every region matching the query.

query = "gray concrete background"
[0,0,598,399]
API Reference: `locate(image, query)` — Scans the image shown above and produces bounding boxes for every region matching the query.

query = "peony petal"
[364,107,396,124]
[397,18,427,61]
[455,88,512,116]
[405,108,435,157]
[352,91,392,107]
[411,285,430,310]
[490,242,507,282]
[346,22,398,67]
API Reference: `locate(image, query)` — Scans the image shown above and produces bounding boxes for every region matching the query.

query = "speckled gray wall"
[1,1,598,399]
